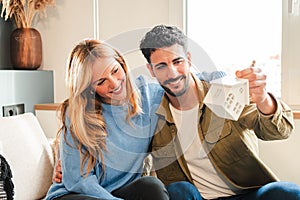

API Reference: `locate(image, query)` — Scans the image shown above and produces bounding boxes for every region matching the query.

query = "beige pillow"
[0,113,54,200]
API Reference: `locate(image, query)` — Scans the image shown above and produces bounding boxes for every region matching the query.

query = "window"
[187,0,282,98]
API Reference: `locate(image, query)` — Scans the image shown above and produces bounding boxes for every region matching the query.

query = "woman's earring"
[90,90,95,95]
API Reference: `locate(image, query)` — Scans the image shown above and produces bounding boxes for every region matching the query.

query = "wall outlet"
[2,103,25,117]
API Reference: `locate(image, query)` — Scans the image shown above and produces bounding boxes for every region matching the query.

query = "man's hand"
[52,160,62,183]
[236,66,276,115]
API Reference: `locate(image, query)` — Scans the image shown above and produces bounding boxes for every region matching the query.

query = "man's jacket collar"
[156,73,208,122]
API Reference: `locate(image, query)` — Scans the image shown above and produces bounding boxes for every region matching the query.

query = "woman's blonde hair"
[57,39,141,176]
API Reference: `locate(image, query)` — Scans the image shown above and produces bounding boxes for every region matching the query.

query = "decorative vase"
[10,28,42,70]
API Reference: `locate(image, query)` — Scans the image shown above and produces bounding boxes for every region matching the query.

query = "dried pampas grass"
[0,0,55,28]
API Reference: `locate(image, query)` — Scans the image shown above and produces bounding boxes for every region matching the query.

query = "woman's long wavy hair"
[56,39,142,176]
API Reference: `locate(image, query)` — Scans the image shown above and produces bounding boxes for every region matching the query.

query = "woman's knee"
[55,193,102,200]
[141,176,167,191]
[136,176,169,199]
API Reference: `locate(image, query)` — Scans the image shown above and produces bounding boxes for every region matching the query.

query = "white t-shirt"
[169,103,238,199]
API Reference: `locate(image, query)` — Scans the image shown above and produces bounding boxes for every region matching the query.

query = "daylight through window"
[187,0,282,97]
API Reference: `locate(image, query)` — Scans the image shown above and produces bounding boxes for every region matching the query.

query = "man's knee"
[166,181,202,200]
[258,181,300,200]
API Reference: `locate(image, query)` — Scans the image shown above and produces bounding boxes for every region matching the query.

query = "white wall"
[34,0,183,103]
[35,0,95,103]
[98,0,170,83]
[259,119,300,184]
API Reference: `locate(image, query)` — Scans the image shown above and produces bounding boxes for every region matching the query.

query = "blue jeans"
[219,181,300,200]
[167,181,203,200]
[167,181,300,200]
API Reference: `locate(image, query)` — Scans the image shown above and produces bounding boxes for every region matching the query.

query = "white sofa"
[0,113,55,200]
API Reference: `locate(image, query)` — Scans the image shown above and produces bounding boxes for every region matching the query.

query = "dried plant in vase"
[0,0,56,70]
[0,0,55,28]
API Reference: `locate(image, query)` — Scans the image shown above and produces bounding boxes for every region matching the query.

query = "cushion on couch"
[0,113,54,200]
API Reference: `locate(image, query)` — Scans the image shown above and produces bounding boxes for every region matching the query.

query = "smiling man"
[140,24,300,200]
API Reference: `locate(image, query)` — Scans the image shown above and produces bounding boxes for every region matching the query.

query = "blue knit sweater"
[46,76,164,200]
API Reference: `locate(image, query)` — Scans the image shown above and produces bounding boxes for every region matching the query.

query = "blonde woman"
[46,39,168,200]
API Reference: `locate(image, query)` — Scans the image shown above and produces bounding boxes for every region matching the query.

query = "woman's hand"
[52,159,62,183]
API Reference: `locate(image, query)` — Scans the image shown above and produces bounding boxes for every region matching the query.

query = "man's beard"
[160,75,189,97]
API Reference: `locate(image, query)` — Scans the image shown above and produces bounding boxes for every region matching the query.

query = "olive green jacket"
[151,73,295,190]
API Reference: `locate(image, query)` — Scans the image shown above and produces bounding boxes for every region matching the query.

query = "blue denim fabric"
[166,181,300,200]
[221,181,300,200]
[166,181,203,200]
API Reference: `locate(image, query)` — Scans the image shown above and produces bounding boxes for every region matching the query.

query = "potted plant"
[0,0,55,70]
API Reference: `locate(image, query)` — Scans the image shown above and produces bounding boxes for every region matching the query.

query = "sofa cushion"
[0,113,54,200]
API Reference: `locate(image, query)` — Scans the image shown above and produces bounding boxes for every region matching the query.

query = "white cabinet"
[0,70,54,117]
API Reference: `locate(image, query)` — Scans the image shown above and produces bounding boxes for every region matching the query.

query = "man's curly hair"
[139,25,188,64]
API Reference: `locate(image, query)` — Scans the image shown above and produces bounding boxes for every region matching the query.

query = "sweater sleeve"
[195,70,227,82]
[135,75,164,109]
[60,127,123,200]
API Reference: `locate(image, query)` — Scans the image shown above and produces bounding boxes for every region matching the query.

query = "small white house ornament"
[203,77,250,121]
